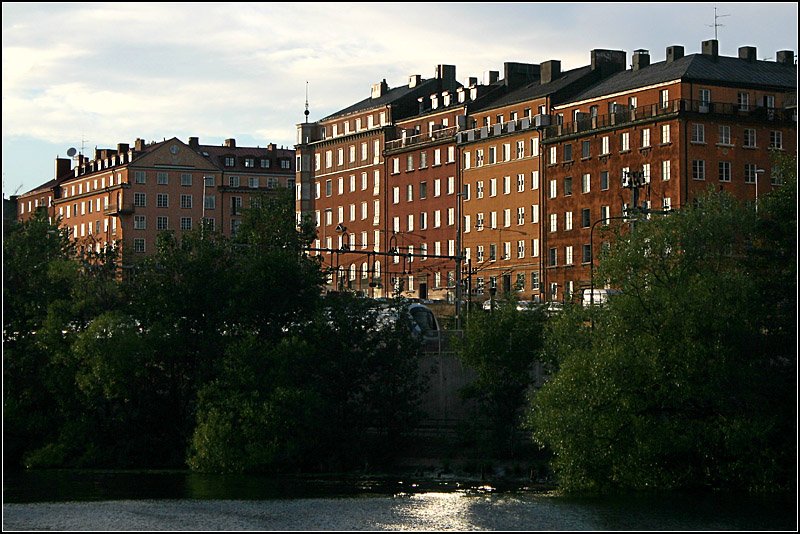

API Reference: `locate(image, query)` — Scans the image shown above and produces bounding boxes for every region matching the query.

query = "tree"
[528,163,796,493]
[457,296,547,457]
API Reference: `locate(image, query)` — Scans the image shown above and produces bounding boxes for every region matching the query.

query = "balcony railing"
[385,125,458,151]
[542,98,796,140]
[103,203,134,215]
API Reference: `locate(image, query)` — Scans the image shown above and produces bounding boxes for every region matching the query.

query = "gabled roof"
[568,53,796,103]
[469,66,595,112]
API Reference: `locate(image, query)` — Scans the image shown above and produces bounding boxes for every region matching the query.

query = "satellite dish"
[67,147,77,157]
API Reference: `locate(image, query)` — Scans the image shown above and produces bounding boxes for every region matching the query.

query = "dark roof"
[21,178,57,196]
[197,143,294,173]
[469,66,595,112]
[569,53,796,103]
[322,77,461,122]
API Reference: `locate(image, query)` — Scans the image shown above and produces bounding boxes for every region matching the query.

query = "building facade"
[16,137,295,265]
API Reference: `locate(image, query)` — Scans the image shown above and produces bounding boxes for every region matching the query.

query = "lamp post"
[589,215,637,309]
[754,167,765,213]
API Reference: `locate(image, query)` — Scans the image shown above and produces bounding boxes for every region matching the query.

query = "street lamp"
[754,167,765,213]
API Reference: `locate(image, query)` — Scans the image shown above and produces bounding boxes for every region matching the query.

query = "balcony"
[103,203,134,215]
[385,125,458,151]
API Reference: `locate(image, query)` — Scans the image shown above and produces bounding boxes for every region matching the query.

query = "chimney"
[418,96,426,113]
[135,138,146,151]
[117,143,129,154]
[738,46,757,62]
[267,143,276,151]
[435,64,456,82]
[702,39,719,59]
[467,76,478,87]
[224,138,236,148]
[540,60,561,84]
[503,62,540,88]
[666,45,685,63]
[483,70,499,85]
[632,49,650,70]
[591,49,627,75]
[776,50,794,65]
[55,157,71,179]
[409,74,421,88]
[371,79,389,99]
[188,137,199,148]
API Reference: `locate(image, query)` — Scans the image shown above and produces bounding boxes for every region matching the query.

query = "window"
[660,89,669,108]
[489,244,497,261]
[181,217,192,230]
[621,132,630,151]
[135,171,146,184]
[476,212,484,230]
[419,182,427,199]
[582,244,592,264]
[517,207,525,225]
[662,160,671,181]
[434,179,441,197]
[244,157,255,168]
[549,146,557,165]
[490,178,497,197]
[549,213,557,233]
[531,137,540,157]
[581,173,591,194]
[699,88,711,104]
[770,131,783,150]
[503,176,510,195]
[564,211,572,231]
[661,124,671,144]
[663,198,672,211]
[564,144,573,162]
[205,195,216,209]
[406,154,414,171]
[180,194,192,209]
[601,136,610,155]
[134,192,146,207]
[719,125,731,145]
[134,215,146,230]
[502,143,510,161]
[692,160,705,181]
[477,181,484,199]
[488,146,497,164]
[157,172,168,185]
[134,238,145,253]
[503,209,511,227]
[229,175,240,187]
[157,193,169,208]
[601,171,609,190]
[517,140,525,159]
[326,151,333,169]
[224,156,235,167]
[641,128,650,148]
[531,272,540,290]
[744,164,758,184]
[564,176,573,196]
[532,238,539,258]
[157,216,168,230]
[549,180,557,199]
[691,123,705,143]
[516,272,525,289]
[601,205,610,222]
[738,91,750,111]
[447,208,455,226]
[581,208,591,228]
[392,187,400,204]
[517,174,525,192]
[744,128,756,148]
[477,245,485,263]
[337,148,344,166]
[531,204,539,224]
[719,161,731,182]
[531,171,539,190]
[565,246,573,265]
[476,149,484,167]
[249,177,259,188]
[582,140,591,159]
[549,248,557,267]
[643,163,651,184]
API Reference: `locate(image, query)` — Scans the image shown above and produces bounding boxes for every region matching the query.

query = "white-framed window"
[643,163,651,183]
[531,137,540,157]
[744,164,758,184]
[660,89,669,108]
[205,195,216,210]
[692,160,705,180]
[744,128,756,148]
[420,211,428,230]
[517,174,525,192]
[490,178,497,197]
[621,132,630,151]
[549,213,557,233]
[564,211,573,231]
[531,204,539,224]
[532,238,539,258]
[157,172,168,185]
[134,192,146,207]
[565,246,573,266]
[503,209,511,227]
[549,146,557,165]
[157,193,169,208]
[517,240,525,259]
[393,186,400,204]
[434,210,441,228]
[581,173,591,194]
[135,171,146,184]
[407,184,413,201]
[447,207,455,226]
[718,161,731,182]
[476,149,484,167]
[516,140,525,159]
[699,88,711,104]
[719,125,731,145]
[181,173,193,186]
[691,123,705,143]
[641,128,650,148]
[770,131,783,150]
[181,217,192,231]
[407,214,414,232]
[476,181,484,199]
[249,176,259,188]
[738,91,750,111]
[229,175,240,187]
[157,216,168,230]
[517,206,525,225]
[134,215,146,230]
[549,180,557,199]
[434,178,441,197]
[503,175,510,195]
[601,136,610,155]
[661,124,671,144]
[133,238,145,253]
[531,170,539,190]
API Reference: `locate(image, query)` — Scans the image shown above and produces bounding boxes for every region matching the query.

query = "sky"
[2,2,797,198]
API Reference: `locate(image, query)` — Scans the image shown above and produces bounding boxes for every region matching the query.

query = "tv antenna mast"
[304,81,310,123]
[707,6,730,41]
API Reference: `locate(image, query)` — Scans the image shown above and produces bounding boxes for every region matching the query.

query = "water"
[3,470,796,531]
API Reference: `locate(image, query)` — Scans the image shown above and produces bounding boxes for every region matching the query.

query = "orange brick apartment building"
[296,39,796,307]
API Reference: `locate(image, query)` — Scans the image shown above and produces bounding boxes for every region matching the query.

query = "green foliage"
[529,162,797,494]
[457,295,547,457]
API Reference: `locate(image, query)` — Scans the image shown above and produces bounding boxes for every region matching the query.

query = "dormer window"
[260,158,270,168]
[244,157,255,168]
[224,156,235,167]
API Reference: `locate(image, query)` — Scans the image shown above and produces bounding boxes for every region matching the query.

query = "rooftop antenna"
[707,5,730,41]
[304,81,310,123]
